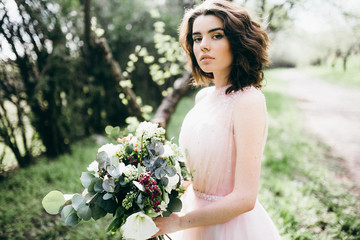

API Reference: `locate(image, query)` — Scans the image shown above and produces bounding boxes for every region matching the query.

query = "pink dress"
[171,85,281,240]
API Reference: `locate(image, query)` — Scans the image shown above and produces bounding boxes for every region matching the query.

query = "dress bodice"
[179,85,267,196]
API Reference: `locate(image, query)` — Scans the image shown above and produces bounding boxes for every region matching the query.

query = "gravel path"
[278,68,360,185]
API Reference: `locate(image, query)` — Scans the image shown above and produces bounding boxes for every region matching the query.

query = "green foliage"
[42,191,66,215]
[302,55,360,89]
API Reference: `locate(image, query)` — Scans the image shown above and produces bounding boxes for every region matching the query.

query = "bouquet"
[42,121,191,240]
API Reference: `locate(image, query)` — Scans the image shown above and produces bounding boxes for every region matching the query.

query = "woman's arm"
[154,89,267,235]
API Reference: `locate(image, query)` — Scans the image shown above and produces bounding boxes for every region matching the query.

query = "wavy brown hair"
[179,0,270,93]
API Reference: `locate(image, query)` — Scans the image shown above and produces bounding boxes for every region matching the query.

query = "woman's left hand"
[152,213,183,237]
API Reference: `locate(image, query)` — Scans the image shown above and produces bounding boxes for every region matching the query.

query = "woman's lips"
[200,57,214,62]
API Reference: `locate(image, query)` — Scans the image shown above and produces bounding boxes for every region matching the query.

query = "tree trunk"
[94,38,145,121]
[152,71,192,128]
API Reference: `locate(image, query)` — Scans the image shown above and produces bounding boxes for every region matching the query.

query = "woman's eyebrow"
[192,27,225,36]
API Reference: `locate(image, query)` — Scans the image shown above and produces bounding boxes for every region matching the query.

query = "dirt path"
[278,68,360,185]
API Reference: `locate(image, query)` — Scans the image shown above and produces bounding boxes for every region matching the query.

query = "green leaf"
[61,205,80,226]
[165,166,176,177]
[80,172,95,188]
[42,190,66,214]
[168,197,182,212]
[161,177,169,187]
[72,194,86,211]
[115,206,125,218]
[96,151,108,169]
[106,217,122,232]
[111,126,120,136]
[77,205,92,221]
[102,179,115,192]
[94,179,103,192]
[91,204,107,220]
[103,193,113,200]
[99,197,117,214]
[162,211,171,217]
[105,125,113,135]
[136,193,144,209]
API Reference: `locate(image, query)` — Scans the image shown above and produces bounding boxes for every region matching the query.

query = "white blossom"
[161,144,174,158]
[121,212,159,240]
[97,143,122,157]
[87,160,99,172]
[135,121,165,139]
[165,174,180,194]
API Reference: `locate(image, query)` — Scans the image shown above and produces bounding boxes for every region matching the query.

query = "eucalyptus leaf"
[168,198,182,212]
[103,193,113,200]
[102,179,115,192]
[165,166,176,177]
[136,193,144,209]
[105,125,113,135]
[111,126,120,136]
[77,205,92,221]
[94,179,103,192]
[155,167,166,179]
[80,172,95,188]
[119,175,128,187]
[61,205,80,226]
[96,151,108,168]
[99,198,117,214]
[90,204,107,220]
[72,194,86,211]
[161,177,169,187]
[162,211,171,217]
[87,178,97,194]
[42,190,66,215]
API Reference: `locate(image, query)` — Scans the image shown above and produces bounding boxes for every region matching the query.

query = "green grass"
[261,69,360,239]
[0,69,359,239]
[301,55,360,89]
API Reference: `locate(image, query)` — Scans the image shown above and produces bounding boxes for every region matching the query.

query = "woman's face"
[192,15,233,78]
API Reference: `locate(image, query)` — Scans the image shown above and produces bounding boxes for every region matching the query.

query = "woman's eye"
[212,34,224,40]
[193,37,202,43]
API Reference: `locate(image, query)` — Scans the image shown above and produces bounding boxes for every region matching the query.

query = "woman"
[154,0,281,239]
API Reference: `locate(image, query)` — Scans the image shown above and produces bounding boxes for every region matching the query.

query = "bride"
[154,0,281,239]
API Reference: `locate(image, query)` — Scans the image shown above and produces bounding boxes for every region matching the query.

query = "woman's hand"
[152,213,183,237]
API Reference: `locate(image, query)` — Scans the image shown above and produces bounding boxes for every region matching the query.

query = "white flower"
[87,160,99,172]
[165,174,180,193]
[159,193,170,211]
[121,212,159,240]
[174,160,181,175]
[124,165,137,177]
[97,143,122,157]
[161,144,174,158]
[135,121,165,139]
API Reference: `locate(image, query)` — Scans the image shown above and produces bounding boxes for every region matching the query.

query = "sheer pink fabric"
[171,85,281,240]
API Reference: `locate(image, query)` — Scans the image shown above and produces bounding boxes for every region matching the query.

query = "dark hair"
[179,0,270,93]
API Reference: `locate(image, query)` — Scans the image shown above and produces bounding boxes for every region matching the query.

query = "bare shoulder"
[234,87,266,110]
[195,87,214,104]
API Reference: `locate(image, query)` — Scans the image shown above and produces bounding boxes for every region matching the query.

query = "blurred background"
[0,0,359,239]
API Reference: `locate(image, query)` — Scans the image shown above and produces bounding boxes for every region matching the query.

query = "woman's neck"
[212,70,231,89]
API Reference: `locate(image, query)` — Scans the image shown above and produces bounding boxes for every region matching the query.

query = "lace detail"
[193,189,224,202]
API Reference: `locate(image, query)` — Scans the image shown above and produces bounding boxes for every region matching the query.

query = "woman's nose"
[200,37,210,52]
